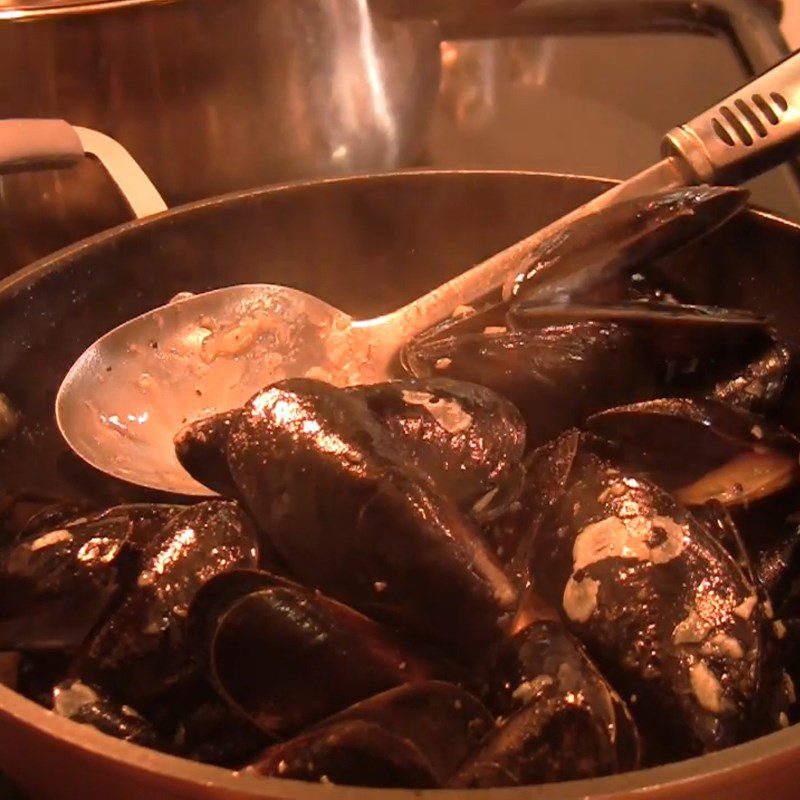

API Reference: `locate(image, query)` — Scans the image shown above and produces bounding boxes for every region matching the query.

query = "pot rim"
[2,167,799,798]
[0,0,176,21]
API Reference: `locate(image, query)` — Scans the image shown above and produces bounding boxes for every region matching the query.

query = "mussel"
[250,681,493,788]
[527,441,765,759]
[403,323,653,447]
[77,501,258,705]
[51,679,166,750]
[711,340,792,413]
[508,301,771,397]
[587,398,800,508]
[451,618,640,788]
[226,378,516,646]
[0,514,133,652]
[174,411,238,497]
[503,186,748,307]
[349,378,526,519]
[188,569,450,737]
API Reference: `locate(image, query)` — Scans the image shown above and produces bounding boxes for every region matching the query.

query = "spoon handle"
[377,50,800,343]
[370,157,686,342]
[663,49,800,185]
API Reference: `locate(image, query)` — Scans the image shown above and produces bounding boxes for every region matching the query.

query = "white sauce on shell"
[28,529,72,552]
[53,681,99,718]
[511,675,555,705]
[673,610,713,646]
[733,595,758,620]
[563,576,600,623]
[690,661,727,714]
[400,390,473,434]
[573,515,687,572]
[701,633,745,660]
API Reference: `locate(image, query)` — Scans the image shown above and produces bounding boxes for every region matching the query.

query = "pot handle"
[0,119,168,219]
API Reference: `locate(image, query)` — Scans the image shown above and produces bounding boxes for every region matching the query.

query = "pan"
[0,126,799,799]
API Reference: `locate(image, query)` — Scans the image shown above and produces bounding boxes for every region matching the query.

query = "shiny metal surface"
[0,0,442,271]
[664,50,800,184]
[2,170,800,799]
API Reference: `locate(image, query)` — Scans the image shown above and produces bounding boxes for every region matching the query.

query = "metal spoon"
[54,51,800,495]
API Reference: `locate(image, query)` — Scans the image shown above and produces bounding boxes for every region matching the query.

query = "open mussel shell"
[174,410,239,496]
[51,679,167,751]
[349,378,526,520]
[503,186,748,307]
[250,681,493,788]
[528,445,765,760]
[76,501,258,706]
[587,398,800,507]
[226,378,516,647]
[711,341,792,413]
[454,619,640,788]
[403,324,655,449]
[189,569,449,737]
[0,515,133,652]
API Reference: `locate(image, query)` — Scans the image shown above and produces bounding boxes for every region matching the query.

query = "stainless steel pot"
[0,165,800,799]
[0,0,443,275]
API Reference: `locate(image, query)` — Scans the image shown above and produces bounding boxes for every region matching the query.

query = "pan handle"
[0,119,168,219]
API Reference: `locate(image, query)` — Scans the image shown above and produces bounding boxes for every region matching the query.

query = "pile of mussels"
[4,186,800,789]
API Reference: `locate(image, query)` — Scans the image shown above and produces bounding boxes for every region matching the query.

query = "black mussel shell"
[503,186,747,307]
[483,430,582,583]
[402,300,510,351]
[0,515,133,652]
[174,410,239,496]
[189,570,449,737]
[76,501,258,706]
[528,446,763,760]
[83,503,186,554]
[508,301,770,395]
[712,341,792,413]
[0,492,89,545]
[51,679,166,750]
[226,379,516,647]
[728,493,800,609]
[250,681,493,788]
[455,619,640,788]
[403,324,654,448]
[587,398,800,507]
[177,693,275,768]
[349,378,525,520]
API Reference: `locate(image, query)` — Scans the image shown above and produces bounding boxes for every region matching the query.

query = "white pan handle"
[0,118,168,219]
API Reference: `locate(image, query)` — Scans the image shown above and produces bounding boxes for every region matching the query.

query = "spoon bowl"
[56,284,355,495]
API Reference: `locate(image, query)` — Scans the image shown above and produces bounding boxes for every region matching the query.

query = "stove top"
[422,0,800,220]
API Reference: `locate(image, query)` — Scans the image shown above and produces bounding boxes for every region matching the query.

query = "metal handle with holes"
[663,49,800,185]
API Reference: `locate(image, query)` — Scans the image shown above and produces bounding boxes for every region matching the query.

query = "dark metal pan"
[1,164,800,798]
